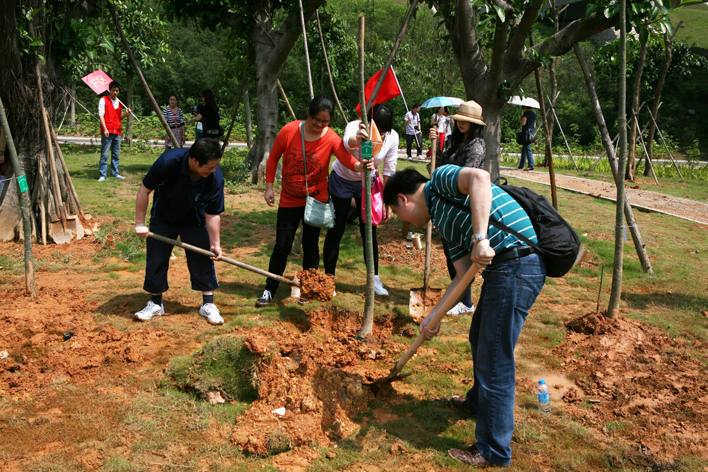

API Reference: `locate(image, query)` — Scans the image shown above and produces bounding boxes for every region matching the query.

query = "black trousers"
[144,222,218,294]
[323,195,379,277]
[405,133,421,157]
[265,206,321,294]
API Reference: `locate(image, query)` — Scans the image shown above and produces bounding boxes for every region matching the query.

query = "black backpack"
[432,178,580,277]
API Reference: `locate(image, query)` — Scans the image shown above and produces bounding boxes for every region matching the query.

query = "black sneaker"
[256,289,273,306]
[450,395,476,416]
[298,298,310,305]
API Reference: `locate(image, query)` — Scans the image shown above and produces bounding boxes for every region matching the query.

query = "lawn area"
[1,145,707,471]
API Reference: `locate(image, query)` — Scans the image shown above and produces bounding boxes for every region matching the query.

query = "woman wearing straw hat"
[429,99,486,316]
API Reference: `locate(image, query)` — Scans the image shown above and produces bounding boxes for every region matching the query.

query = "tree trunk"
[238,0,327,183]
[626,38,648,181]
[244,89,253,148]
[608,0,628,318]
[574,44,653,275]
[70,81,76,128]
[645,31,673,175]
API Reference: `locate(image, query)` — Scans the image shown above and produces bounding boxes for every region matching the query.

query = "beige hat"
[451,100,485,126]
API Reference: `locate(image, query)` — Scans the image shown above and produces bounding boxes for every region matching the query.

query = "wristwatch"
[472,233,488,244]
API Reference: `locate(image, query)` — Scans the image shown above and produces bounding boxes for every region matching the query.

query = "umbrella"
[420,96,464,108]
[507,96,540,108]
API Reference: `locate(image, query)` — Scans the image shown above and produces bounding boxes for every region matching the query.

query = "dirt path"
[501,167,708,225]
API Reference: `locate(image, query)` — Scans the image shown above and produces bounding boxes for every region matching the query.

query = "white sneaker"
[134,301,164,321]
[447,302,474,316]
[97,176,106,182]
[114,174,126,180]
[374,276,389,296]
[199,303,224,325]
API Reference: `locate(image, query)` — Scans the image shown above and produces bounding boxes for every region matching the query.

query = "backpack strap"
[430,186,537,248]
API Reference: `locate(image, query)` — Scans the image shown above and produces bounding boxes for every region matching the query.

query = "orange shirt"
[266,120,359,207]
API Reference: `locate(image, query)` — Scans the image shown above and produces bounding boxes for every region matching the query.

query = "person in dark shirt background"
[518,105,536,171]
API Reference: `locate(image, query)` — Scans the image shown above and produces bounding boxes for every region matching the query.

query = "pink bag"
[362,174,384,226]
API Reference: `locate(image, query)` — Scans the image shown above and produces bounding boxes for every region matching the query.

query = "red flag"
[81,69,113,95]
[356,67,402,116]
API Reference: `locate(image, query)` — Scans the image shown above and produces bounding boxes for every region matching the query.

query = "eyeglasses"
[310,117,330,125]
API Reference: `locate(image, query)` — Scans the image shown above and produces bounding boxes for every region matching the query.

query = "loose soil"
[296,269,336,302]
[2,171,708,470]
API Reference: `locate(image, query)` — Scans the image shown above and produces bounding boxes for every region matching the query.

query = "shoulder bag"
[300,121,335,229]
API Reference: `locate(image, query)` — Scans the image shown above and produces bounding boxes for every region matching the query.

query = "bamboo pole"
[35,60,68,231]
[107,3,180,148]
[646,107,683,179]
[530,33,557,209]
[364,0,419,111]
[357,14,376,339]
[574,44,653,276]
[298,0,314,100]
[316,11,347,123]
[424,138,437,291]
[0,97,35,296]
[48,120,83,216]
[631,109,659,185]
[545,93,579,171]
[277,80,297,120]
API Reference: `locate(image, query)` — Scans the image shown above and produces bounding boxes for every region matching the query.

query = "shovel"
[409,134,442,320]
[368,262,483,387]
[147,232,300,293]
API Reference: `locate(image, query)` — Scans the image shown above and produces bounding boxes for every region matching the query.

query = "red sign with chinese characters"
[81,69,113,95]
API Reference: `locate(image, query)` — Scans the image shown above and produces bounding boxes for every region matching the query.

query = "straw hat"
[451,100,485,126]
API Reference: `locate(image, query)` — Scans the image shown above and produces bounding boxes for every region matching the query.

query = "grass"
[2,145,708,471]
[671,2,708,49]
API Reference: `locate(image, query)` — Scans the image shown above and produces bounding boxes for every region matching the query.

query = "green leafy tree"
[426,0,689,181]
[164,0,330,182]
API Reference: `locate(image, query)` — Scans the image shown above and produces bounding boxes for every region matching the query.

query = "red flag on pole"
[81,69,113,95]
[356,67,402,116]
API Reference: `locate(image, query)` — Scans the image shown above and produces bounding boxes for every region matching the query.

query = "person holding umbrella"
[518,105,537,171]
[429,100,486,316]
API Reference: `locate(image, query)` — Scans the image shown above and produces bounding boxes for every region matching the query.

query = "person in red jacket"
[256,95,372,306]
[97,81,131,181]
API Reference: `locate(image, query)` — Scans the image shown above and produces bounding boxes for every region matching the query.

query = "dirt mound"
[232,306,409,457]
[565,312,620,335]
[296,269,335,302]
[556,313,708,461]
[0,283,169,397]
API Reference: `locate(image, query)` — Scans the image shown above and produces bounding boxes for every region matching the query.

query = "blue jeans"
[463,252,546,466]
[99,133,121,177]
[518,129,534,169]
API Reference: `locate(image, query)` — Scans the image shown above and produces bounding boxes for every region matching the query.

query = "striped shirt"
[425,165,538,263]
[162,106,185,129]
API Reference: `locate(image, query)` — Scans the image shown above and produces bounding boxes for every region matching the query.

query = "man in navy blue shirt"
[133,138,226,324]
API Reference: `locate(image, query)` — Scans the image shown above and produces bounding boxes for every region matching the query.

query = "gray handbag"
[300,121,335,229]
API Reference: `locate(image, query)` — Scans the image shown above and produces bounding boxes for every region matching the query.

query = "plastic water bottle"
[537,380,551,414]
[406,231,413,249]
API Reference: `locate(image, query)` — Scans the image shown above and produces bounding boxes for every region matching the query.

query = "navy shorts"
[143,223,219,294]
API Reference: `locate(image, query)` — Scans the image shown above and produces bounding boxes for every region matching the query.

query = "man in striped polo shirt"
[383,166,546,468]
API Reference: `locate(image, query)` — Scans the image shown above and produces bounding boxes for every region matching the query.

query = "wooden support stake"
[574,43,653,275]
[632,109,659,185]
[646,107,684,179]
[0,97,35,296]
[298,0,314,100]
[108,3,180,148]
[316,11,347,124]
[49,120,83,216]
[277,80,297,120]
